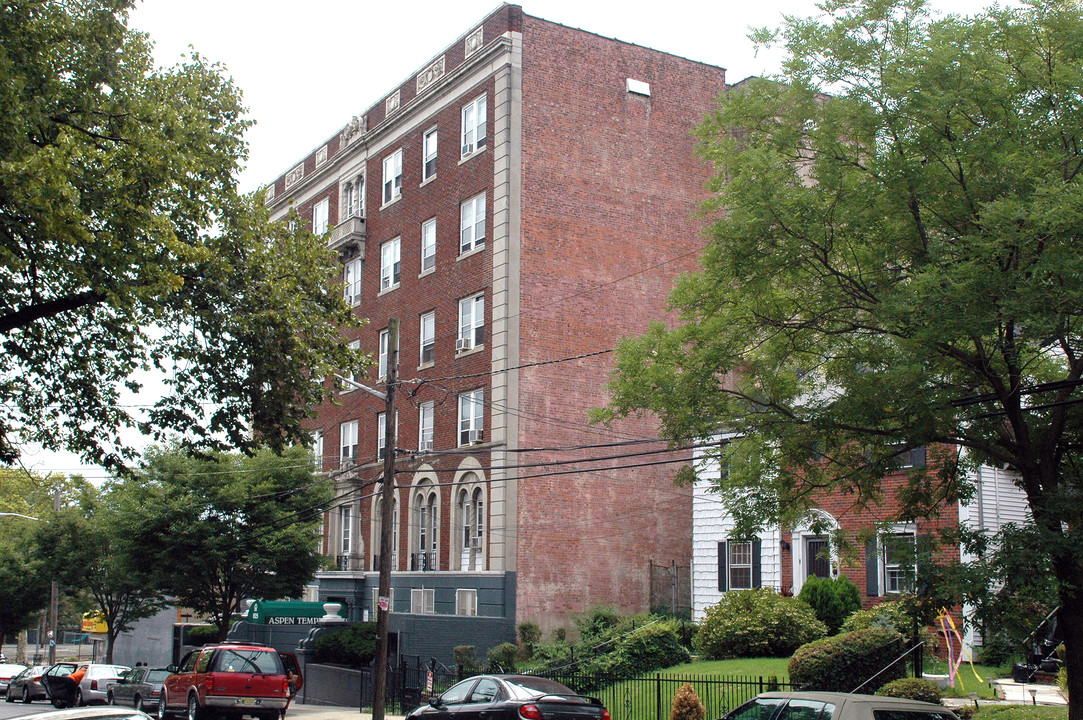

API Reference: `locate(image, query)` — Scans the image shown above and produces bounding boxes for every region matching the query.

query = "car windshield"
[146,670,172,682]
[211,650,283,674]
[503,677,586,703]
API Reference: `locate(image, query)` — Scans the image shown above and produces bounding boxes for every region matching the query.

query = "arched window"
[455,474,485,571]
[412,482,438,571]
[372,493,400,571]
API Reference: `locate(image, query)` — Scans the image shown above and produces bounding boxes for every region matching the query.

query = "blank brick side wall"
[516,17,726,629]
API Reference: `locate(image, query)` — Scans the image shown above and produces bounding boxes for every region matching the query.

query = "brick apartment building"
[264,4,727,661]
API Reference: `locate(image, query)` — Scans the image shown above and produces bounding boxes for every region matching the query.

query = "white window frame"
[461,94,486,157]
[340,420,358,467]
[883,529,916,594]
[382,150,402,204]
[458,294,484,352]
[420,311,435,366]
[343,257,362,305]
[312,198,330,235]
[423,128,438,181]
[378,329,390,379]
[459,193,485,254]
[377,411,398,461]
[419,401,434,451]
[342,174,364,220]
[456,589,478,616]
[458,389,483,446]
[311,430,324,469]
[381,237,401,291]
[344,339,361,389]
[421,218,437,273]
[729,541,753,590]
[411,588,435,615]
[340,504,352,555]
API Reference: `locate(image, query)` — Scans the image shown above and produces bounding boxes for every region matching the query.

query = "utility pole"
[49,487,59,665]
[372,318,398,720]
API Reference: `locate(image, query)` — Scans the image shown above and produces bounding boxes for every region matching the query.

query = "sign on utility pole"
[372,318,399,720]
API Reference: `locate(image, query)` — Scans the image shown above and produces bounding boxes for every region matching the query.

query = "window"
[458,294,484,352]
[456,589,478,616]
[340,420,358,467]
[717,539,761,592]
[343,257,362,305]
[458,389,483,446]
[884,533,915,593]
[413,486,437,571]
[456,482,486,571]
[419,401,434,451]
[381,237,401,290]
[311,430,323,469]
[382,150,402,204]
[410,588,435,614]
[340,504,352,555]
[423,128,438,180]
[377,412,398,461]
[372,496,400,570]
[729,542,753,590]
[461,94,486,156]
[344,339,361,388]
[312,198,329,235]
[459,193,485,254]
[421,219,436,273]
[420,311,435,365]
[378,328,395,379]
[341,175,365,220]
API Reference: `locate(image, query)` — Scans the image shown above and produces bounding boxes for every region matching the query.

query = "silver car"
[0,663,28,694]
[77,664,131,706]
[722,692,959,720]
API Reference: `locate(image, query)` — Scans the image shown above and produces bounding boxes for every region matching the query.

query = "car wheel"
[134,695,143,711]
[187,693,205,720]
[51,696,67,709]
[76,689,84,707]
[5,687,13,703]
[108,691,115,705]
[21,687,30,704]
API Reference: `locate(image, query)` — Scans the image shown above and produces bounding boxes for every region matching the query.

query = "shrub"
[313,622,377,667]
[598,619,691,675]
[694,588,828,659]
[877,678,943,704]
[487,642,519,672]
[788,627,906,693]
[186,625,219,646]
[454,645,479,673]
[575,605,620,640]
[840,599,912,636]
[670,683,705,720]
[1057,666,1067,697]
[517,621,542,659]
[798,576,861,634]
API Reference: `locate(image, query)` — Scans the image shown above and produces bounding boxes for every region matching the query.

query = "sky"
[25,0,1003,480]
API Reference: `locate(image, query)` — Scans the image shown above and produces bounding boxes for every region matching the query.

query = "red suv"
[158,642,302,720]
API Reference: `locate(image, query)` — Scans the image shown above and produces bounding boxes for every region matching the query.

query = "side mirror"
[166,665,177,673]
[428,697,443,708]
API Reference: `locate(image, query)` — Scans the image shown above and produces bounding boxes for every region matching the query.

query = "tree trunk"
[1058,588,1081,720]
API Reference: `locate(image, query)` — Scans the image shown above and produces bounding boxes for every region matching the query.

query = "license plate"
[237,699,262,706]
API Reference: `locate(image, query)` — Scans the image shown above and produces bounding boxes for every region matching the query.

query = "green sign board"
[247,601,330,625]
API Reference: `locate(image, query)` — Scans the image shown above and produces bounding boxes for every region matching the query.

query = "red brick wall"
[516,17,726,629]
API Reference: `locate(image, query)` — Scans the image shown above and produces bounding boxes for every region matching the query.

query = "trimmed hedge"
[876,678,942,704]
[788,627,906,693]
[313,622,377,667]
[798,575,861,634]
[694,588,828,659]
[840,599,911,635]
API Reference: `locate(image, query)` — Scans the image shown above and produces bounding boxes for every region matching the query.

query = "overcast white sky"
[26,0,1001,479]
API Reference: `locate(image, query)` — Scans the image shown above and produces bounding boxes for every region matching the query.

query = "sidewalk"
[288,703,405,720]
[941,680,1067,712]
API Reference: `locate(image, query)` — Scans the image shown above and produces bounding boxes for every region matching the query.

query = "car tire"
[134,695,143,711]
[159,691,171,720]
[21,687,30,704]
[5,688,13,703]
[51,696,67,709]
[108,691,115,705]
[187,693,206,720]
[76,689,84,707]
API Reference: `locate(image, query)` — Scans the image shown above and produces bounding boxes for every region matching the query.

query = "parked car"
[406,674,610,720]
[41,662,81,707]
[720,692,959,720]
[108,667,172,711]
[79,664,132,705]
[6,664,49,703]
[12,704,153,720]
[0,663,27,693]
[157,642,303,720]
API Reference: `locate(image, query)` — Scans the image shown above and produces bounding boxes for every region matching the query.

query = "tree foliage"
[0,0,362,471]
[597,1,1083,716]
[35,481,166,663]
[128,444,331,641]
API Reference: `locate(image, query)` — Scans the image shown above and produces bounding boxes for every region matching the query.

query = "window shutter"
[717,541,728,592]
[865,540,880,596]
[752,539,762,589]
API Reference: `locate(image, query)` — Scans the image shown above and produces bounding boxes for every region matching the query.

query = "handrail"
[851,641,924,695]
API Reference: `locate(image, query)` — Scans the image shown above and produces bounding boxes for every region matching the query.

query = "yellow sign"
[81,612,108,634]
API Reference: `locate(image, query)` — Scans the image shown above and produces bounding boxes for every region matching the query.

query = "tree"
[36,481,166,663]
[597,1,1083,716]
[130,445,331,641]
[0,0,361,471]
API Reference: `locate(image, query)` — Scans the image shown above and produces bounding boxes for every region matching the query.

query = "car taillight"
[91,680,98,690]
[518,704,543,720]
[205,674,215,692]
[602,708,610,720]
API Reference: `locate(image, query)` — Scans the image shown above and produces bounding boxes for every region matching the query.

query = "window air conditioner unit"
[421,440,433,451]
[468,429,483,444]
[456,337,471,351]
[470,536,482,550]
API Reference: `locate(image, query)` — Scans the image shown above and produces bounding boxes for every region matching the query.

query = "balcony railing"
[410,551,436,572]
[330,216,367,260]
[336,554,362,571]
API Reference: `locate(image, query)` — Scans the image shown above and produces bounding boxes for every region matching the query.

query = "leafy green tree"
[130,445,331,641]
[36,481,166,663]
[0,0,361,471]
[597,1,1083,715]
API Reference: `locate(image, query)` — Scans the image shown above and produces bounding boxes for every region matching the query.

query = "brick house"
[691,439,1030,654]
[264,4,727,662]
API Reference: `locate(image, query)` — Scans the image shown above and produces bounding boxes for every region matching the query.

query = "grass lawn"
[973,707,1067,720]
[921,660,1004,699]
[659,658,792,678]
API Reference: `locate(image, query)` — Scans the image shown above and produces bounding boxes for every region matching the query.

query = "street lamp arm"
[0,512,41,520]
[333,374,388,401]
